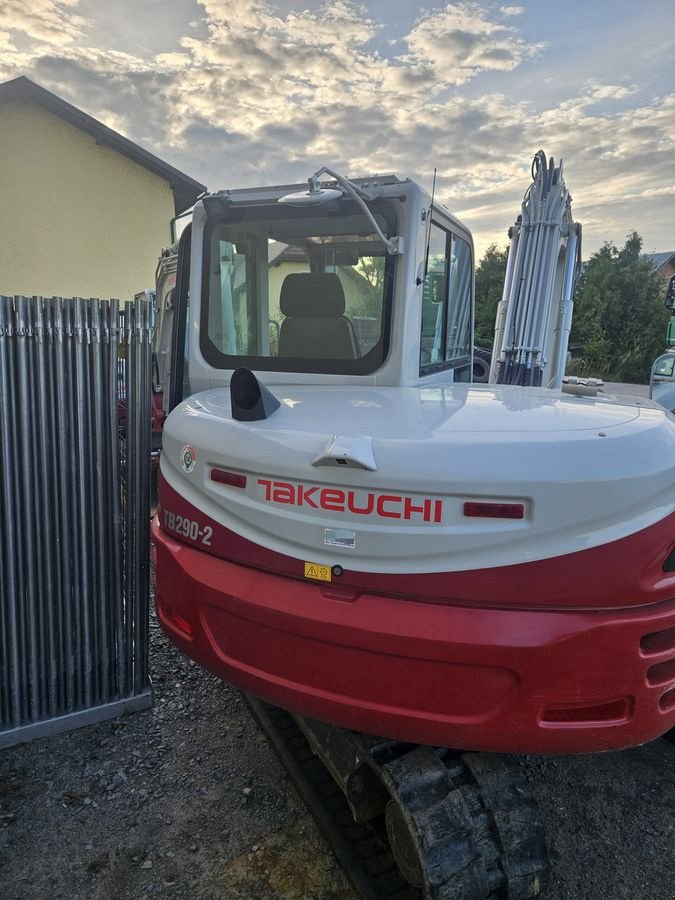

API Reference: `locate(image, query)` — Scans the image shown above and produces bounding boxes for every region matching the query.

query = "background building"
[0,77,205,299]
[646,251,675,284]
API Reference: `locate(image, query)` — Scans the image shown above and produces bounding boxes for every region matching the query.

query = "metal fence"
[0,295,153,748]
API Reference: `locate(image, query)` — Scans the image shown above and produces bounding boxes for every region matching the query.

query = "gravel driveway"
[0,617,354,900]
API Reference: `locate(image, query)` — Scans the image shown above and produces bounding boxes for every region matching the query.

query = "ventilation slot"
[646,658,675,687]
[659,688,675,712]
[640,627,675,656]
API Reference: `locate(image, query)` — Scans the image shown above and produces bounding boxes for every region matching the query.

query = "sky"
[1,0,674,259]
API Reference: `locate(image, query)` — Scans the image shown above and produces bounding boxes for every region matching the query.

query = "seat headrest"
[280,273,346,318]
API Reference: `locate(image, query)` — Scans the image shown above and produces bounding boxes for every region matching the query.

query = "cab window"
[420,223,472,378]
[201,202,396,376]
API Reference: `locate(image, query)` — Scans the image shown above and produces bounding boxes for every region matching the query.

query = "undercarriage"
[247,697,550,900]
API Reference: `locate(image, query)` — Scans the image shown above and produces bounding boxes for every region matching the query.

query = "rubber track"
[247,697,667,897]
[246,695,420,900]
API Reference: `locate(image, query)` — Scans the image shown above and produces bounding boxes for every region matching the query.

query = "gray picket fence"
[0,295,153,748]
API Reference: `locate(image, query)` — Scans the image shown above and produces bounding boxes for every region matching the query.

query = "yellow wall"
[0,100,175,299]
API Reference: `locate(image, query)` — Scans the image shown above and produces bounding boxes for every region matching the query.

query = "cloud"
[1,1,674,258]
[428,80,675,255]
[0,1,542,151]
[500,5,525,15]
[402,3,544,86]
[0,0,87,47]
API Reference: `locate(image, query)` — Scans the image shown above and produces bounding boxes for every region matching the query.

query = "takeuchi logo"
[257,478,443,523]
[180,444,197,474]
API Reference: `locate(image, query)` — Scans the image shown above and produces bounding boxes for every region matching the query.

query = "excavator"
[650,274,675,412]
[151,153,675,899]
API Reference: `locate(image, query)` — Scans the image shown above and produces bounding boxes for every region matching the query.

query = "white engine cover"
[161,383,675,573]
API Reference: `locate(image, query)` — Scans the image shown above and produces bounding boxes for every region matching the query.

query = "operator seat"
[278,273,359,359]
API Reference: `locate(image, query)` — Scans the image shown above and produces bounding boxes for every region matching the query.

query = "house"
[645,251,675,283]
[0,76,206,299]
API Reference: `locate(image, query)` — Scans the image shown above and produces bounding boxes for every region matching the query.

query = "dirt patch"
[1,616,673,899]
[0,618,355,900]
[522,746,675,899]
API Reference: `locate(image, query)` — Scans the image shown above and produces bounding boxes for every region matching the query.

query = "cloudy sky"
[2,0,674,258]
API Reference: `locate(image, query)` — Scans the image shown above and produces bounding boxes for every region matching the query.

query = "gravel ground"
[0,616,354,900]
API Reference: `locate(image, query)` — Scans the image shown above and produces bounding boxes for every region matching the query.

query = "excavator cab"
[665,273,675,311]
[649,275,675,397]
[162,172,474,415]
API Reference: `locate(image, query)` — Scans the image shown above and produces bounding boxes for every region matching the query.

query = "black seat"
[278,273,359,359]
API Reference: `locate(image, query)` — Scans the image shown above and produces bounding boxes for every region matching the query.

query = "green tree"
[570,232,669,382]
[474,244,508,347]
[348,256,385,318]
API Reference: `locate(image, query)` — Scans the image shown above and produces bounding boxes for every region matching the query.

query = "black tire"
[472,347,492,383]
[379,746,549,900]
[472,356,491,383]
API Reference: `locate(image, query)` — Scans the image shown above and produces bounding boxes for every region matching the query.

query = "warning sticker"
[180,444,197,474]
[304,562,332,583]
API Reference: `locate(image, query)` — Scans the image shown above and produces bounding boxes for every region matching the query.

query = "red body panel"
[153,476,675,753]
[158,477,675,611]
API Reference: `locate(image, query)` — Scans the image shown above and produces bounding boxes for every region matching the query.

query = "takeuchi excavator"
[151,154,675,899]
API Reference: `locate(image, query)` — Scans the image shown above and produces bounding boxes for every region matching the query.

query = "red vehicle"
[153,161,675,899]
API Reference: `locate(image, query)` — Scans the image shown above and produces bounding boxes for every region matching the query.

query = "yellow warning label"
[304,562,332,582]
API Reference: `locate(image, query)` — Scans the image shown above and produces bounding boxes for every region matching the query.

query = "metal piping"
[0,294,152,748]
[490,152,580,389]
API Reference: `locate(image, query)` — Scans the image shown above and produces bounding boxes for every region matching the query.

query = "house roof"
[268,241,308,265]
[0,76,206,215]
[645,251,675,272]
